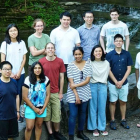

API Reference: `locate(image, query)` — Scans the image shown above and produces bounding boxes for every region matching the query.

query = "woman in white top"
[87,45,110,136]
[1,23,27,105]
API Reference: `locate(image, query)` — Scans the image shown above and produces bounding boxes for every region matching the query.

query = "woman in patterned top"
[22,61,50,140]
[67,47,91,140]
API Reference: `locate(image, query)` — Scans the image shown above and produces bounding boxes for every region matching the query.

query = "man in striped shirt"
[77,11,100,60]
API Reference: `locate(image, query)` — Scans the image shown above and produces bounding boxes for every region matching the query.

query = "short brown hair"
[110,8,119,14]
[32,18,46,28]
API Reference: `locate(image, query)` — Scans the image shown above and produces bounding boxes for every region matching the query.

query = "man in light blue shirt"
[77,11,100,60]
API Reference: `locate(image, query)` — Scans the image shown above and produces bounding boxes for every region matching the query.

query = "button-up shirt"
[77,24,100,60]
[106,49,133,85]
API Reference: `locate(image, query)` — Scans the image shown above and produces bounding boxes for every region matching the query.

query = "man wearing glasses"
[77,11,100,60]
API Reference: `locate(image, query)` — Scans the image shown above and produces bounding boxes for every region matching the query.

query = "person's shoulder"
[56,57,64,63]
[102,21,111,27]
[77,24,84,31]
[45,76,49,82]
[70,26,78,32]
[93,24,100,29]
[42,33,50,38]
[51,26,60,33]
[10,78,17,85]
[119,21,127,26]
[39,56,46,62]
[136,52,140,58]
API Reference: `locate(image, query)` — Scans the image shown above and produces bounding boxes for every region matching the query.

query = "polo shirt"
[50,26,81,64]
[77,24,100,60]
[106,49,133,85]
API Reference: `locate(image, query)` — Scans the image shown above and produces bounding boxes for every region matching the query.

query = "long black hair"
[90,45,105,61]
[4,23,21,44]
[29,61,46,85]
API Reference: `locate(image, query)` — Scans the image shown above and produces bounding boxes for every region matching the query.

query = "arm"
[100,35,106,53]
[40,84,51,114]
[16,94,20,120]
[1,53,6,62]
[135,69,139,84]
[125,35,130,51]
[22,86,40,114]
[68,78,81,104]
[16,54,26,79]
[29,46,45,57]
[58,73,64,100]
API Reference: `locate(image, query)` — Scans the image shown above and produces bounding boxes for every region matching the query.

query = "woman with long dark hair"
[0,23,27,109]
[87,45,110,136]
[22,61,50,140]
[67,47,91,140]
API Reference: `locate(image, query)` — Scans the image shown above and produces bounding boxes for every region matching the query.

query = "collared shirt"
[106,49,133,85]
[50,26,80,64]
[77,24,100,60]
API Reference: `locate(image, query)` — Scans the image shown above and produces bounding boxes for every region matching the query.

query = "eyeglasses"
[85,16,93,19]
[46,47,55,50]
[2,69,12,72]
[80,71,83,80]
[35,25,44,28]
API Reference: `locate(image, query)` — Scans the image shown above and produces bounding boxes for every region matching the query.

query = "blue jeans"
[87,83,107,131]
[15,74,25,104]
[68,101,88,135]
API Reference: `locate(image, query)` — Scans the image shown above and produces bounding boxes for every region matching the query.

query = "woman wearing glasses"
[87,45,110,136]
[28,19,50,71]
[67,47,91,140]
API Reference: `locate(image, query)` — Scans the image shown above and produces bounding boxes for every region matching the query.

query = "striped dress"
[66,61,92,103]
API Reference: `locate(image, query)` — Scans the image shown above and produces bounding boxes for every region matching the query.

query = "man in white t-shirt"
[100,8,129,53]
[50,11,81,70]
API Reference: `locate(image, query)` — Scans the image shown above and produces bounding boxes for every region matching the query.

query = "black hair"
[4,23,21,44]
[83,11,94,17]
[73,46,84,55]
[60,11,72,19]
[0,61,13,69]
[114,34,123,41]
[29,61,46,85]
[90,45,105,61]
[110,8,119,14]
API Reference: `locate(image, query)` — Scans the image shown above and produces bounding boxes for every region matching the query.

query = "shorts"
[0,118,19,140]
[25,106,47,119]
[108,82,128,102]
[44,93,61,123]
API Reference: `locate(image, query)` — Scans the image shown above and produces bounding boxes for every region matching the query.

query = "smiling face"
[1,64,12,78]
[74,49,83,62]
[34,64,42,76]
[110,11,119,21]
[93,47,103,61]
[60,16,71,29]
[34,21,44,34]
[45,43,55,57]
[114,37,124,48]
[83,13,94,26]
[9,27,18,40]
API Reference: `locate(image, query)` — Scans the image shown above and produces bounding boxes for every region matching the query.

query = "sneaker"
[110,120,117,130]
[120,120,130,129]
[18,116,24,123]
[54,131,67,140]
[48,134,54,140]
[100,131,108,136]
[93,129,99,137]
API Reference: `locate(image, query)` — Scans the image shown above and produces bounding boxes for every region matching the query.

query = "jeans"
[16,74,25,104]
[87,83,107,131]
[68,101,88,135]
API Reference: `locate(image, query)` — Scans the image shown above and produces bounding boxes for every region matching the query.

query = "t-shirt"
[50,26,81,64]
[100,21,129,53]
[90,60,110,84]
[135,52,140,89]
[0,78,18,120]
[39,57,66,93]
[67,61,92,103]
[28,33,51,65]
[23,76,50,107]
[0,40,27,75]
[106,49,133,85]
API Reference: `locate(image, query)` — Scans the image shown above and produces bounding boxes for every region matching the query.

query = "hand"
[34,107,40,114]
[15,72,21,79]
[10,73,16,79]
[70,83,76,90]
[39,108,45,115]
[17,112,20,120]
[117,81,123,89]
[58,93,63,101]
[75,96,81,104]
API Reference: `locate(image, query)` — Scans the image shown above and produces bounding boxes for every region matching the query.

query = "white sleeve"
[0,41,7,54]
[100,24,106,36]
[124,24,129,36]
[22,40,28,55]
[50,30,56,44]
[135,53,140,69]
[24,76,30,87]
[74,30,81,44]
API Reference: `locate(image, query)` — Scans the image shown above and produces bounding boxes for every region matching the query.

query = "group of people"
[0,6,139,140]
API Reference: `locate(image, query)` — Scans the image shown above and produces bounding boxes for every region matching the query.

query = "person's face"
[34,64,42,76]
[110,12,119,21]
[93,47,103,60]
[74,50,83,62]
[9,27,18,39]
[114,37,124,48]
[60,16,71,28]
[1,64,12,78]
[83,13,94,25]
[45,43,55,57]
[34,21,44,33]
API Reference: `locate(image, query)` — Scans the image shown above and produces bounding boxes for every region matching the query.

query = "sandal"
[93,129,99,137]
[137,123,140,128]
[100,131,108,136]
